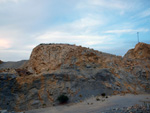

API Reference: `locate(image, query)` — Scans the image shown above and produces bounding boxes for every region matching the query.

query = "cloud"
[139,8,150,18]
[0,28,23,48]
[0,28,18,49]
[77,0,139,14]
[25,45,37,50]
[0,49,30,61]
[70,16,102,30]
[0,38,12,49]
[36,30,128,56]
[0,0,22,3]
[33,13,110,47]
[0,0,150,61]
[36,31,113,47]
[131,8,150,20]
[104,28,149,34]
[59,15,106,35]
[89,0,128,10]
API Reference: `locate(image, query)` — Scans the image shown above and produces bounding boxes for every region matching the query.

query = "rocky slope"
[0,43,150,112]
[0,60,27,69]
[124,42,150,59]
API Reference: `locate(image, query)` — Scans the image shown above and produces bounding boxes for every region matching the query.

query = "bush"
[57,94,69,104]
[79,94,82,98]
[96,97,100,101]
[42,104,46,107]
[101,93,106,97]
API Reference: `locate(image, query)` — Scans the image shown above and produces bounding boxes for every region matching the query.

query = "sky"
[0,0,150,61]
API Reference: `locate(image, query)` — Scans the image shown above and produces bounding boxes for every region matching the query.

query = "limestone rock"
[0,43,150,112]
[124,42,150,59]
[25,44,121,74]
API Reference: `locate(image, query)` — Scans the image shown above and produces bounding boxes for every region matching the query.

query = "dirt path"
[26,94,150,113]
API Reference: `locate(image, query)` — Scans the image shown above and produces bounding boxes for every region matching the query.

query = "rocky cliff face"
[0,43,150,112]
[25,44,122,75]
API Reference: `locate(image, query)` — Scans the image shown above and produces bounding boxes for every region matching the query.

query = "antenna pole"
[137,32,139,43]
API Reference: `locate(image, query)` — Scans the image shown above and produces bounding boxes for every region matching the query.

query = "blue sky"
[0,0,150,61]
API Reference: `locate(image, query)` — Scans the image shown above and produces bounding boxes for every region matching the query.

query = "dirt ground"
[26,94,150,113]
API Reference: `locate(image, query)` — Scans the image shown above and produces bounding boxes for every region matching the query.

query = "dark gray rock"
[94,69,115,83]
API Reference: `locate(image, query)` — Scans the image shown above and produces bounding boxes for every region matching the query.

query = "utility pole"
[137,32,139,43]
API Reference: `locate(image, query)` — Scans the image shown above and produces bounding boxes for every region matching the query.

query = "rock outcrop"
[124,42,150,59]
[0,43,150,112]
[25,44,122,75]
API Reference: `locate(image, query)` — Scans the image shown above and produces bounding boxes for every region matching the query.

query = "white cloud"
[0,49,30,53]
[0,49,30,61]
[25,45,37,49]
[77,0,137,13]
[0,29,18,49]
[0,28,22,48]
[0,0,22,3]
[36,31,113,47]
[0,0,149,61]
[104,28,149,34]
[90,0,127,10]
[0,38,12,49]
[58,15,106,35]
[131,8,150,19]
[70,16,102,29]
[0,27,37,53]
[139,8,150,18]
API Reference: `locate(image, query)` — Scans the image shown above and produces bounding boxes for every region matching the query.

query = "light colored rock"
[124,42,150,59]
[24,44,121,74]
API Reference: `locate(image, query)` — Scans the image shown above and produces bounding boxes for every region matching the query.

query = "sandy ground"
[26,94,150,113]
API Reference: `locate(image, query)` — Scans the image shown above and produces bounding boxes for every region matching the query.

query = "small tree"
[57,94,69,104]
[101,93,106,97]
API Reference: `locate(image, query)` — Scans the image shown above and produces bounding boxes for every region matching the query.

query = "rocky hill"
[124,42,150,59]
[0,60,27,69]
[0,43,150,112]
[24,43,122,75]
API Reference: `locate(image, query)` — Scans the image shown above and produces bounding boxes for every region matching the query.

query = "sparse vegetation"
[42,104,46,107]
[57,94,69,104]
[96,97,100,101]
[79,94,82,98]
[101,93,106,97]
